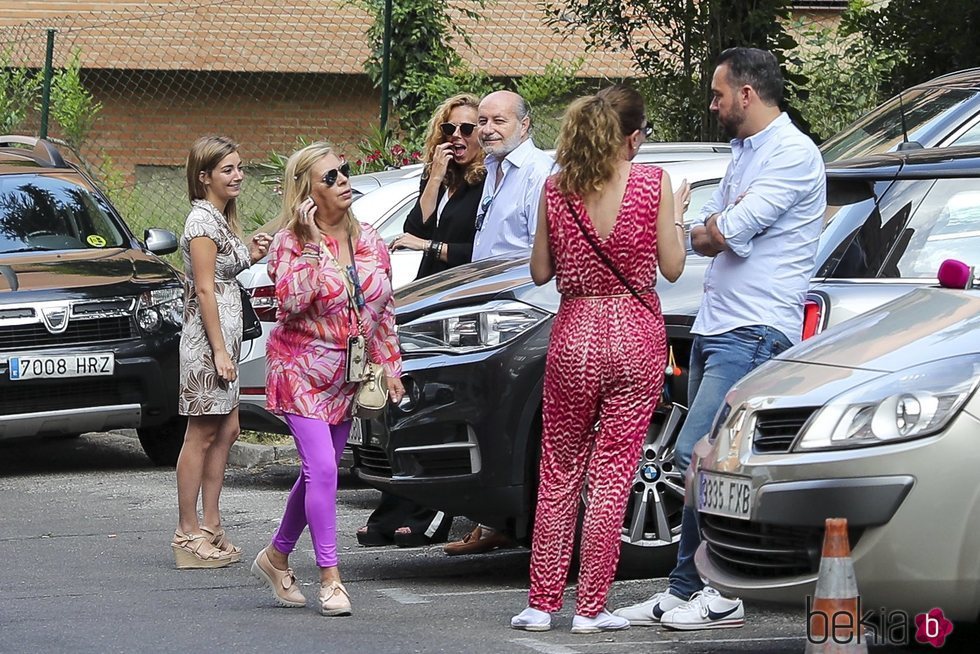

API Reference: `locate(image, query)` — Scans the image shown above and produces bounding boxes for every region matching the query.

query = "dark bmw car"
[0,136,185,465]
[351,144,980,573]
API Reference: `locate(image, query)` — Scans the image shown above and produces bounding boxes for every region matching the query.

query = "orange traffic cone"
[804,518,867,653]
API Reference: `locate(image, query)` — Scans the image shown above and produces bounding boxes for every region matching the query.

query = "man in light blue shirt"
[471,90,555,261]
[442,91,556,557]
[615,47,827,631]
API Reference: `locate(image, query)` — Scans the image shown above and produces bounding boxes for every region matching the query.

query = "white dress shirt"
[691,112,827,344]
[472,138,555,261]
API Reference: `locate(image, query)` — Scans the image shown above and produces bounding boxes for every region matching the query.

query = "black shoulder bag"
[564,197,658,316]
[239,282,262,341]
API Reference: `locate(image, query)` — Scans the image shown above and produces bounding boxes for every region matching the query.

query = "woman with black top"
[357,93,486,548]
[389,92,486,278]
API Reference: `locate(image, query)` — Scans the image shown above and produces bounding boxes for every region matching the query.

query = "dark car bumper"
[0,331,180,440]
[351,321,551,531]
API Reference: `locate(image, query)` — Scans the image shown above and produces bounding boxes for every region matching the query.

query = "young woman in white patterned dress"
[171,136,271,569]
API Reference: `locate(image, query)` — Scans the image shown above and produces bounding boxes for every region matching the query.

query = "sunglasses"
[440,122,477,137]
[321,162,351,187]
[475,193,494,231]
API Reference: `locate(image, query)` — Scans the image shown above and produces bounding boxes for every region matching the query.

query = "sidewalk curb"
[227,441,299,468]
[112,429,298,469]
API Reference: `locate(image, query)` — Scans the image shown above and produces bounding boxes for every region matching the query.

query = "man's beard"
[718,107,745,140]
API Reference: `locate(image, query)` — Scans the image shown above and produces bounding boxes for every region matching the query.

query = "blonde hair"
[422,93,486,189]
[186,135,241,234]
[276,141,360,240]
[554,85,646,197]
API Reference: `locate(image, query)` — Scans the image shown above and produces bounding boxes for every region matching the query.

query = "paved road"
[0,432,974,653]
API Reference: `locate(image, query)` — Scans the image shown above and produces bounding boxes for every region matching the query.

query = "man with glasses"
[470,90,555,262]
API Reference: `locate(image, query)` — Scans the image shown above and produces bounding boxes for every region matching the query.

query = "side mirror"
[937,259,975,289]
[144,228,178,255]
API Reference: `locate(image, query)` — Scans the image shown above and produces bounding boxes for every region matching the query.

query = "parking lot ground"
[1,431,976,653]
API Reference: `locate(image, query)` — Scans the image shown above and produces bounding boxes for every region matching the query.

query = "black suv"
[0,136,185,465]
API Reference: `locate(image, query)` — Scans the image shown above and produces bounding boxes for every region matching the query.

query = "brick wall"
[73,69,379,177]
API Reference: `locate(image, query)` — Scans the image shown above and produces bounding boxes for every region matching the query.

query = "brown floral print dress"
[178,200,251,416]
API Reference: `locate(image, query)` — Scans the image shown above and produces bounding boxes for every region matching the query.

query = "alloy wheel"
[621,403,687,548]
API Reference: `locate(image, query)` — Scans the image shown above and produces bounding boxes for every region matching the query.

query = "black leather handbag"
[239,283,262,341]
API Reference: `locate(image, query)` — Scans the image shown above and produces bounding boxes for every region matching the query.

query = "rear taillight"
[802,297,823,340]
[250,284,278,322]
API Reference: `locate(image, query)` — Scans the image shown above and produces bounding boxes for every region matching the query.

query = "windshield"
[0,175,127,253]
[821,87,979,163]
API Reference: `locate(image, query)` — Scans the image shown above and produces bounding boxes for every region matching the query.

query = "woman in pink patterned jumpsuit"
[250,143,404,617]
[512,86,688,634]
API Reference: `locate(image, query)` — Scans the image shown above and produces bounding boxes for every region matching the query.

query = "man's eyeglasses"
[321,162,351,187]
[440,122,477,137]
[475,193,494,231]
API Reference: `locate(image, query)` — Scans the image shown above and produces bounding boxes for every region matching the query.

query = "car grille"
[0,378,132,414]
[0,316,134,350]
[353,443,392,476]
[752,408,815,454]
[700,514,863,578]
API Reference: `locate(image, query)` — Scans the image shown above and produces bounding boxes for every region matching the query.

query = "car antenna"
[899,91,910,145]
[895,91,923,152]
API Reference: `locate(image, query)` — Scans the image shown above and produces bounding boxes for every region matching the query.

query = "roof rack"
[0,135,67,168]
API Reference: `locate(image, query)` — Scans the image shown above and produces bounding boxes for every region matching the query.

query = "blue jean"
[668,325,792,600]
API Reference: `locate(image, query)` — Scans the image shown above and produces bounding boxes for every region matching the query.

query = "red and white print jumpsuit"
[528,164,668,617]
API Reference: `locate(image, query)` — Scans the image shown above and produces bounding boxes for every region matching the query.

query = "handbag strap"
[320,235,366,336]
[564,196,658,316]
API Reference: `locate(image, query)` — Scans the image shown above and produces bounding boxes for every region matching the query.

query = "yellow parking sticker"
[86,235,107,247]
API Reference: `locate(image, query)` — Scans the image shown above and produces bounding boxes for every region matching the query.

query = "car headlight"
[137,286,183,333]
[796,355,980,451]
[398,300,550,353]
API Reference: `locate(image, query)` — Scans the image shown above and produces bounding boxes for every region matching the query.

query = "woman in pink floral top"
[252,142,404,617]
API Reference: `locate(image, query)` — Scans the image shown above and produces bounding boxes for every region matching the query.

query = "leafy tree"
[786,2,905,141]
[360,0,485,133]
[49,49,102,152]
[542,0,807,141]
[0,49,38,134]
[851,0,980,95]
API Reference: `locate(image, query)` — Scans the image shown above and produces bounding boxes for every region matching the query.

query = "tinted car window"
[0,175,126,253]
[821,87,978,162]
[818,179,933,279]
[888,179,980,277]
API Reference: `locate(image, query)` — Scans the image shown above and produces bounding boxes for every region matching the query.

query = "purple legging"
[271,414,351,568]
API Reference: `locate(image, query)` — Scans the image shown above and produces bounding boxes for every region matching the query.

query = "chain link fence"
[0,1,880,269]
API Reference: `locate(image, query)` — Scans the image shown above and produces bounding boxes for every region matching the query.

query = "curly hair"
[554,85,645,197]
[186,135,241,234]
[421,93,486,190]
[275,141,359,240]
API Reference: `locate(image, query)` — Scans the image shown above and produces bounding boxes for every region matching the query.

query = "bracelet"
[429,240,443,258]
[674,222,685,229]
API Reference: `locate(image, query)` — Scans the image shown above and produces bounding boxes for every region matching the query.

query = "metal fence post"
[379,0,392,132]
[39,28,56,139]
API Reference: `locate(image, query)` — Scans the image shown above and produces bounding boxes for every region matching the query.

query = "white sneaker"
[660,587,744,630]
[612,589,686,626]
[570,609,630,634]
[511,606,551,632]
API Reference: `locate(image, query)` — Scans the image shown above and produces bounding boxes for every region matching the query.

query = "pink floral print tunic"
[265,224,402,424]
